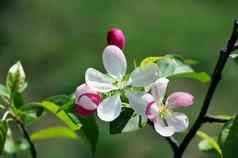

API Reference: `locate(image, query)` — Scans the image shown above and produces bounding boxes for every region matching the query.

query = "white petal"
[129,64,159,87]
[127,92,154,116]
[154,118,175,137]
[166,112,189,132]
[85,68,116,93]
[97,95,122,122]
[103,45,127,79]
[151,78,169,102]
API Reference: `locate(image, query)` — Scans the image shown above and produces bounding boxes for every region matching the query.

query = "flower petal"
[103,45,127,79]
[75,84,98,98]
[85,68,116,93]
[166,112,189,132]
[97,95,122,122]
[166,92,194,108]
[145,101,159,121]
[151,78,169,102]
[75,105,96,116]
[129,64,160,87]
[127,92,154,116]
[154,118,175,137]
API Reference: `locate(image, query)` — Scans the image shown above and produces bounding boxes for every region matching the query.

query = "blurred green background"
[0,0,237,157]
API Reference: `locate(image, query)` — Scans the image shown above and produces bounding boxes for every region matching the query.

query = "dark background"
[0,0,237,157]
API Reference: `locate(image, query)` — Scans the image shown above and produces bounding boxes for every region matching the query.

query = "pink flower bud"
[75,84,102,116]
[107,28,126,49]
[166,92,194,108]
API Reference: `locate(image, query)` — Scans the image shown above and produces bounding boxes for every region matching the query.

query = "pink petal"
[166,92,194,108]
[75,84,102,116]
[145,101,159,121]
[75,105,96,116]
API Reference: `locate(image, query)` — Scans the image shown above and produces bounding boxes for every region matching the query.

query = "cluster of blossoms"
[75,28,194,137]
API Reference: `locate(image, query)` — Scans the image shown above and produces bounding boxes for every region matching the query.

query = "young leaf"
[196,130,223,158]
[31,127,79,141]
[46,95,75,112]
[76,114,99,154]
[0,84,10,99]
[169,72,211,83]
[198,139,214,151]
[6,62,26,93]
[140,56,162,66]
[110,107,147,134]
[12,92,24,108]
[41,101,81,130]
[19,103,45,126]
[0,121,7,154]
[220,115,238,158]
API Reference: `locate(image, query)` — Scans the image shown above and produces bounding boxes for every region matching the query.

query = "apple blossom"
[75,84,102,116]
[128,78,194,137]
[85,45,160,121]
[107,28,126,49]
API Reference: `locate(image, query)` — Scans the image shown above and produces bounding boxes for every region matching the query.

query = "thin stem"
[174,20,238,158]
[18,122,37,158]
[165,136,179,152]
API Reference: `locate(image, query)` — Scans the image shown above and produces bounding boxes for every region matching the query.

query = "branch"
[18,122,37,158]
[174,20,238,158]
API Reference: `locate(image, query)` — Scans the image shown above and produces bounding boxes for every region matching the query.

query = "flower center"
[158,104,171,119]
[114,80,127,90]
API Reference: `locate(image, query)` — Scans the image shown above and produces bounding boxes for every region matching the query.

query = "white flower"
[85,45,159,122]
[128,78,194,137]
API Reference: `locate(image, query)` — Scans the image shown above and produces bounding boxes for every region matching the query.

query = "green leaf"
[110,107,147,134]
[19,103,45,126]
[76,115,99,154]
[169,72,211,83]
[0,84,10,99]
[220,115,238,158]
[46,95,75,112]
[12,92,24,108]
[41,101,81,130]
[31,127,79,141]
[230,54,238,65]
[140,56,162,66]
[6,61,26,93]
[0,121,7,154]
[196,130,223,158]
[198,139,214,151]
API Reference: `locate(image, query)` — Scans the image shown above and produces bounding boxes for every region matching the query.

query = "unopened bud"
[75,84,102,116]
[107,28,126,49]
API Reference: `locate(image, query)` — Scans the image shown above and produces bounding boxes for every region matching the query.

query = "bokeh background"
[0,0,237,158]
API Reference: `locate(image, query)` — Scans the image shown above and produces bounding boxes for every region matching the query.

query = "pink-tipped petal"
[75,84,102,116]
[75,105,96,116]
[107,28,126,49]
[127,92,154,116]
[166,92,194,108]
[145,101,159,121]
